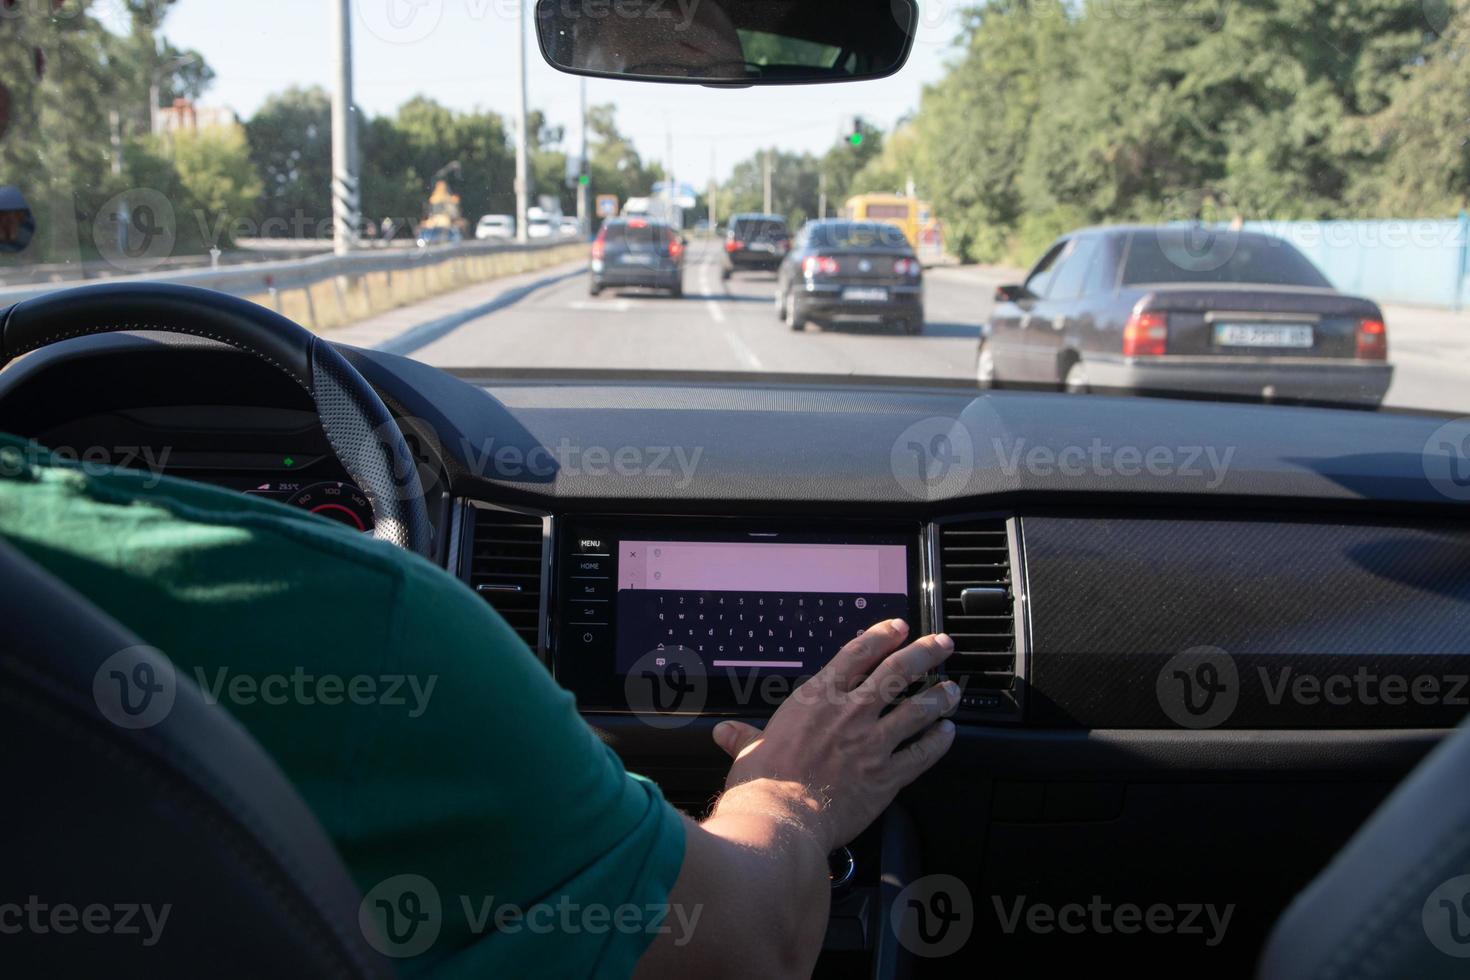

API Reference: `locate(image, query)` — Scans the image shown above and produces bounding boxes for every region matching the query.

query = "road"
[337,238,1469,415]
[402,239,997,380]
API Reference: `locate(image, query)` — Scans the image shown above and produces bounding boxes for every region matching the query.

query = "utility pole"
[708,143,717,231]
[515,0,531,244]
[665,118,676,227]
[763,150,773,215]
[330,0,360,255]
[819,172,828,220]
[577,77,590,239]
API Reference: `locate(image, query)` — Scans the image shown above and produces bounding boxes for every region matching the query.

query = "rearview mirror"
[995,284,1032,304]
[535,0,919,86]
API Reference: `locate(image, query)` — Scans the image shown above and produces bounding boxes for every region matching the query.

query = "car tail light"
[894,258,921,277]
[1122,311,1169,357]
[803,256,840,277]
[590,230,606,261]
[725,239,741,252]
[628,219,648,229]
[668,237,684,261]
[777,239,791,251]
[1356,318,1388,360]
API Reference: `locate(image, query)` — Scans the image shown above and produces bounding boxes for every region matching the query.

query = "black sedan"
[722,213,790,278]
[589,218,685,297]
[981,225,1394,406]
[775,220,925,334]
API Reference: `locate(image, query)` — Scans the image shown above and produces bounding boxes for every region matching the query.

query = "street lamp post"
[330,0,360,256]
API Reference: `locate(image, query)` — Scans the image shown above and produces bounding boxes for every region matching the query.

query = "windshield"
[1,1,1466,415]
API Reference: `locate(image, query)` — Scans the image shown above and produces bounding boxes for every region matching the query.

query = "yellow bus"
[844,194,944,262]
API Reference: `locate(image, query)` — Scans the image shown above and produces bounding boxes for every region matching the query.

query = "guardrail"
[0,238,581,309]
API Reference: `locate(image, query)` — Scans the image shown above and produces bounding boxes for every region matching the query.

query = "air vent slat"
[938,520,1015,691]
[467,508,545,650]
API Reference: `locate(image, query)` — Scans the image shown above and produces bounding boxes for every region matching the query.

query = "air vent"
[938,520,1016,691]
[467,507,546,651]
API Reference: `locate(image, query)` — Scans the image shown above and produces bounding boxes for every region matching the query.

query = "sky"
[149,0,970,189]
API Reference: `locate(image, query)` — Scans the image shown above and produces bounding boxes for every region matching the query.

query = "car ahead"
[775,219,925,334]
[558,217,581,238]
[474,214,514,240]
[722,213,790,279]
[981,226,1394,406]
[588,217,686,297]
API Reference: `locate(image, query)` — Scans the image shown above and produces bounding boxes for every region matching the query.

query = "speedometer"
[285,482,375,532]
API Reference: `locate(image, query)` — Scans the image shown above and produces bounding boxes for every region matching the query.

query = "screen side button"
[567,577,613,601]
[570,555,612,576]
[566,624,610,652]
[569,601,610,624]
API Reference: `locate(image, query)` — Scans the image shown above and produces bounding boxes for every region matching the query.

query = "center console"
[553,518,926,715]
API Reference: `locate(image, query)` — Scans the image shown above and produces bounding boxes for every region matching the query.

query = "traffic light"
[849,131,864,147]
[846,117,865,148]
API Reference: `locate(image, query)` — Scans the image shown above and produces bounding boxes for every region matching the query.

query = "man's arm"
[636,619,959,979]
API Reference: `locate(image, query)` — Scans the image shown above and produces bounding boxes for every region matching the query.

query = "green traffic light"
[579,175,590,186]
[850,133,864,147]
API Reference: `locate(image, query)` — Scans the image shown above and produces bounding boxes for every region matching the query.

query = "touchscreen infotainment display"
[554,521,922,714]
[614,539,910,676]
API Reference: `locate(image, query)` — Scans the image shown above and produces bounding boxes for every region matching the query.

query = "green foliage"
[889,0,1468,265]
[716,117,886,227]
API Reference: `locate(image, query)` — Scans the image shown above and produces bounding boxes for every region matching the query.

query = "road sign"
[596,195,619,218]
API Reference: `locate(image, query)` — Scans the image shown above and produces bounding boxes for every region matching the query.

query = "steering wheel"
[0,282,434,557]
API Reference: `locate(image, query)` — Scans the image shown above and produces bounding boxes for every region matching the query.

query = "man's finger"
[857,633,955,705]
[820,618,911,690]
[891,719,957,784]
[712,720,763,760]
[878,680,961,748]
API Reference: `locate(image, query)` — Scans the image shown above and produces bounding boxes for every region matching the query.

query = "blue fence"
[1242,216,1470,310]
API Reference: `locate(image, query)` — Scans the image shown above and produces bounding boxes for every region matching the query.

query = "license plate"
[620,254,656,265]
[748,242,774,252]
[1214,323,1314,348]
[843,287,889,302]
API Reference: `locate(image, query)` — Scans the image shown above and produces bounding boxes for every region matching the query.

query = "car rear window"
[730,218,787,242]
[806,222,912,251]
[603,222,672,248]
[1123,231,1333,287]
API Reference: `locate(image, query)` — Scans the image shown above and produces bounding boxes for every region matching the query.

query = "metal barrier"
[0,239,579,308]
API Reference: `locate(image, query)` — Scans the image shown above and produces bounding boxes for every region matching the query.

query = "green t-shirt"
[0,433,685,978]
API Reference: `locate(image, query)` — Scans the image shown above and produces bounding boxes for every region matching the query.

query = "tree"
[585,104,663,214]
[245,87,333,234]
[169,126,262,246]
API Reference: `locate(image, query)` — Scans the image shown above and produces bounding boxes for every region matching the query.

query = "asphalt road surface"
[364,237,1467,415]
[408,239,998,380]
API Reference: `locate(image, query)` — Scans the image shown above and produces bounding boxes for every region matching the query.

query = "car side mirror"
[995,283,1032,304]
[0,186,36,254]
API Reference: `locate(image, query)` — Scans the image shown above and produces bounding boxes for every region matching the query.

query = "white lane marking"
[701,257,765,370]
[701,260,727,323]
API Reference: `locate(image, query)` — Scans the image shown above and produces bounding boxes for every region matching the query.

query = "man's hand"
[710,619,960,854]
[637,620,959,979]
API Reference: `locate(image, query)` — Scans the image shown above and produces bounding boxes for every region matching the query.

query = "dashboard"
[6,330,1470,976]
